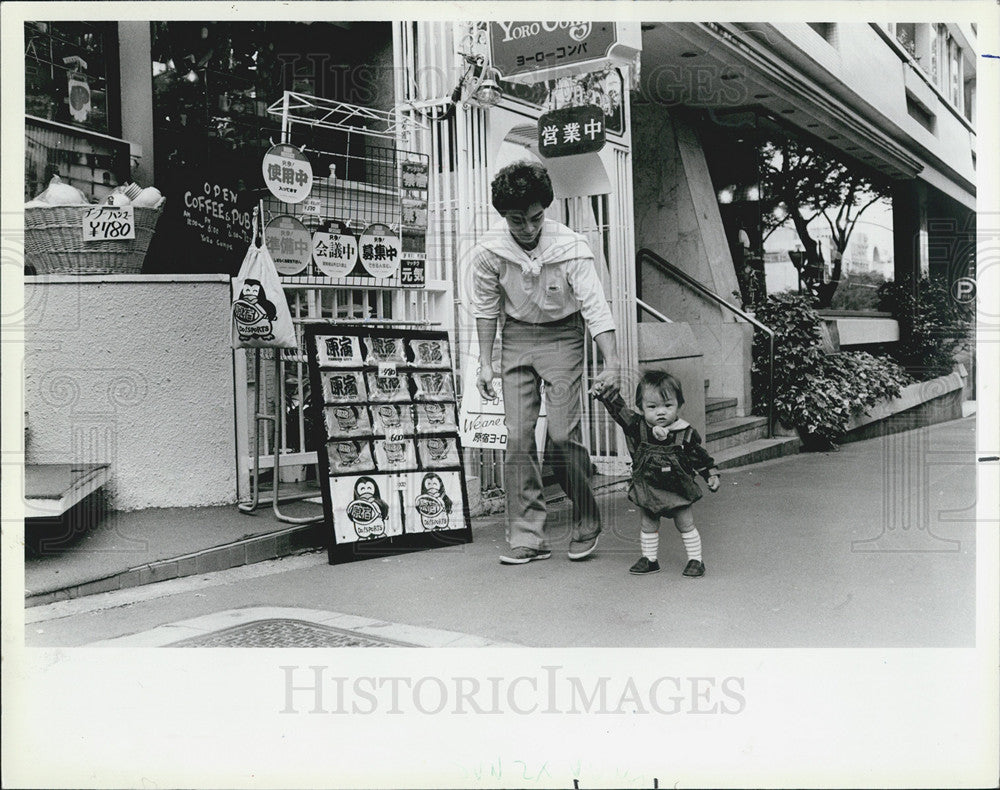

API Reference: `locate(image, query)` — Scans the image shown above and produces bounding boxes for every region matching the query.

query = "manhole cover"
[169,618,419,648]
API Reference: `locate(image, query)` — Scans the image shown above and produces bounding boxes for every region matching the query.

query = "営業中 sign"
[538,105,606,158]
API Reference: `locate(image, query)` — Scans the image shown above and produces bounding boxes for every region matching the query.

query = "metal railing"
[636,248,775,438]
[637,298,673,324]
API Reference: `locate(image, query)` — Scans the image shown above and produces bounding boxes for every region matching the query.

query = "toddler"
[594,370,720,576]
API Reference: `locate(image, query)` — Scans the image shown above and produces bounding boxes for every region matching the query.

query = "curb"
[25,520,326,608]
[24,484,623,607]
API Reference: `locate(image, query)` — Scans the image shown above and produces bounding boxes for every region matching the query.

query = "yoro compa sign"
[488,21,642,84]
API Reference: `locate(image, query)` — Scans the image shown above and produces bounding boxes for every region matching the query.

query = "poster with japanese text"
[305,324,472,564]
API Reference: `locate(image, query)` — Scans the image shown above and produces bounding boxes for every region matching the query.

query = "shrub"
[877,276,974,380]
[752,292,913,447]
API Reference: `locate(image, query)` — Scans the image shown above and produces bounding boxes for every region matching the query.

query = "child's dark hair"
[635,369,685,407]
[491,161,554,214]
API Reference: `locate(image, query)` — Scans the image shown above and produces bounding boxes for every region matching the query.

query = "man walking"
[469,161,620,565]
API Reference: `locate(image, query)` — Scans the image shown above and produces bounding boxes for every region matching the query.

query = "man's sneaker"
[567,535,599,561]
[499,547,552,565]
[629,557,660,575]
[683,559,706,577]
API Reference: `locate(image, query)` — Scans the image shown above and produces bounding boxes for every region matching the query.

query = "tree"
[759,139,890,308]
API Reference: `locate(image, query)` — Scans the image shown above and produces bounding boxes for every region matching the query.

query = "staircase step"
[713,436,802,470]
[705,397,738,424]
[706,416,768,452]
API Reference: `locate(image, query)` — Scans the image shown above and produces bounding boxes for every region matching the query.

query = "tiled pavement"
[84,606,522,648]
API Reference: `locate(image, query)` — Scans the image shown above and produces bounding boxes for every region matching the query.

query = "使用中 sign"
[262,144,313,204]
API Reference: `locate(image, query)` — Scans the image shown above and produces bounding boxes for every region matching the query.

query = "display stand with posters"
[304,324,473,564]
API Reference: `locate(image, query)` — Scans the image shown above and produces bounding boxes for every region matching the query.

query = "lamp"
[415,23,502,122]
[470,68,502,107]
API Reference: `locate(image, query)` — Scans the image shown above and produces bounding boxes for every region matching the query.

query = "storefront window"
[25,21,119,135]
[895,23,917,58]
[145,21,394,273]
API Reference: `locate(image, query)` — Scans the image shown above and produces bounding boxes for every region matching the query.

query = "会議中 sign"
[537,105,606,158]
[312,224,359,279]
[489,21,617,81]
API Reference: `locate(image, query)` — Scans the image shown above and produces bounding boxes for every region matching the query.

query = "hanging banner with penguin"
[304,324,473,564]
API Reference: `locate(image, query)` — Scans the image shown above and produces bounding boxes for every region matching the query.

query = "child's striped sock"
[681,529,702,561]
[640,532,659,561]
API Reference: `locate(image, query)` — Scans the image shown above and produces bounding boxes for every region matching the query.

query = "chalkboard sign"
[145,163,253,274]
[304,324,473,564]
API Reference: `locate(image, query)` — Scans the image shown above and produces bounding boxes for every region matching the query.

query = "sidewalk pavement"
[24,417,977,647]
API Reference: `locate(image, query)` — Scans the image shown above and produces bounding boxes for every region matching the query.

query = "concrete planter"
[839,369,966,443]
[770,369,966,448]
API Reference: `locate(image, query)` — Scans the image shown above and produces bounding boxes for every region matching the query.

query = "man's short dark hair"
[491,161,554,214]
[635,369,685,408]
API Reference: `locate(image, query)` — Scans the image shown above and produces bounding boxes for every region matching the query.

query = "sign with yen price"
[538,105,606,158]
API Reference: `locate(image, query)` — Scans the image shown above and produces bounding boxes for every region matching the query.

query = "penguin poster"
[330,474,403,544]
[404,471,465,533]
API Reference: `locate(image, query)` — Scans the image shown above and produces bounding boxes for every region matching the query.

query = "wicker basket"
[24,199,165,275]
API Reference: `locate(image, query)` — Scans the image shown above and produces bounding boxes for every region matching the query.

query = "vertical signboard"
[305,325,473,565]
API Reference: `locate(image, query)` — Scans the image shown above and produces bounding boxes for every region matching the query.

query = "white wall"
[771,22,976,199]
[24,275,238,510]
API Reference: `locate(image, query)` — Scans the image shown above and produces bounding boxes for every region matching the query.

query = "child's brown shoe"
[682,559,705,577]
[629,557,660,575]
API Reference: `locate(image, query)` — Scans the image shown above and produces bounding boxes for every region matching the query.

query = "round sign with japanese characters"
[264,215,311,275]
[358,223,401,279]
[312,222,358,279]
[261,144,314,204]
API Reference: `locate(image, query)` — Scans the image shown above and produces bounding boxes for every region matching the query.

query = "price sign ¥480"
[82,206,136,241]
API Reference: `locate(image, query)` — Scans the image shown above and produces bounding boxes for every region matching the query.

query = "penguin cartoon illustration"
[233,278,278,341]
[414,472,453,531]
[346,476,389,540]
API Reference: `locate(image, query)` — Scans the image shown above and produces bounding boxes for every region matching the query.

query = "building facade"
[21,18,979,510]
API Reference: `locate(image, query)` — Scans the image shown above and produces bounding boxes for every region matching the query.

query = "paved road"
[25,418,977,649]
